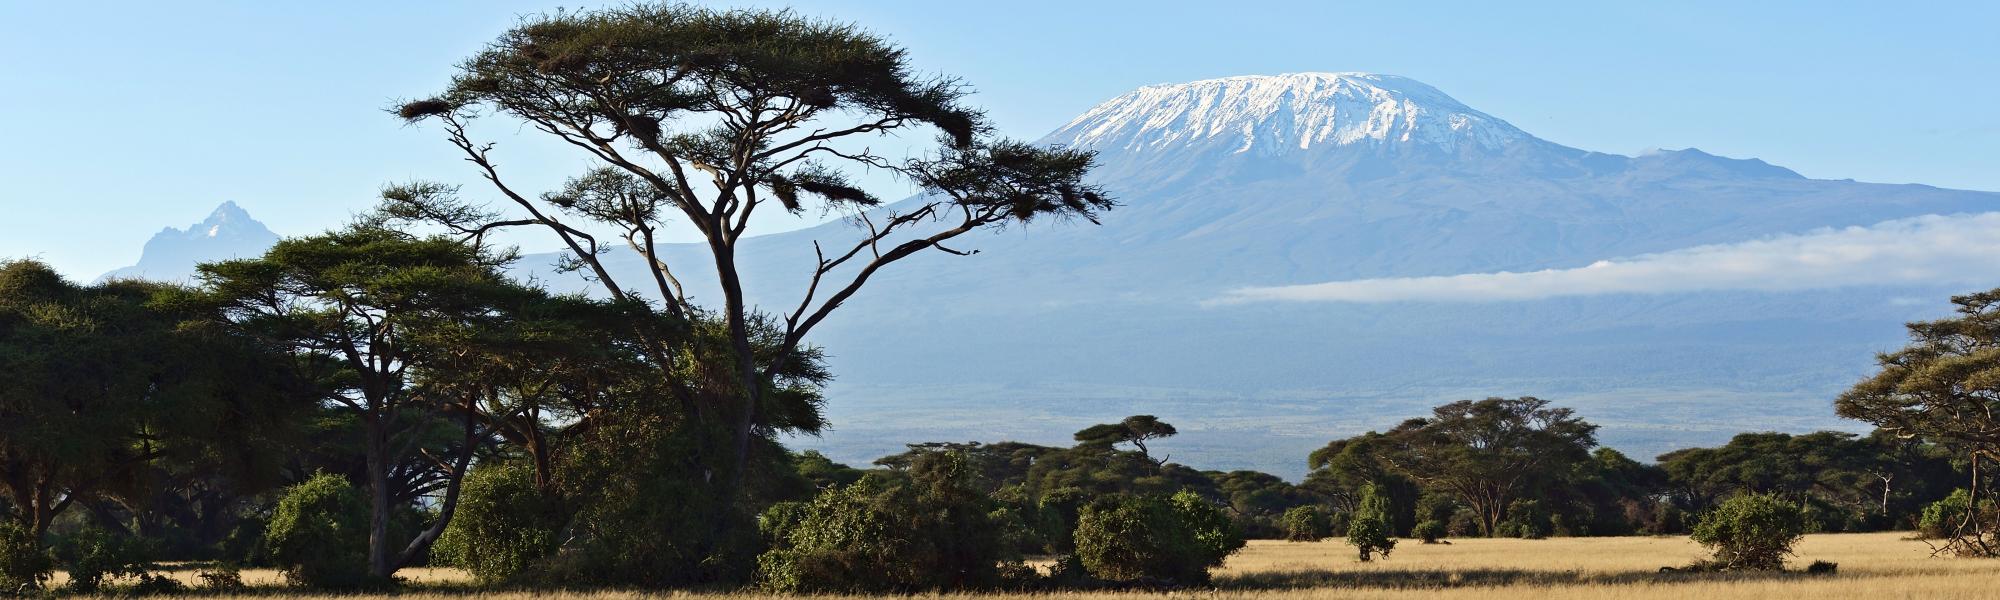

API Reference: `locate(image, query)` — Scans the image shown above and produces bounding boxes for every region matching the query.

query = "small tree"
[1410,520,1447,544]
[431,462,567,584]
[1075,416,1179,463]
[1281,505,1334,542]
[51,528,153,593]
[1346,483,1397,561]
[756,451,1013,592]
[264,473,371,587]
[0,522,51,591]
[1074,491,1242,584]
[1690,492,1806,571]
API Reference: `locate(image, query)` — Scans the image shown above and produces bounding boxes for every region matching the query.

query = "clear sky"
[2,1,1996,279]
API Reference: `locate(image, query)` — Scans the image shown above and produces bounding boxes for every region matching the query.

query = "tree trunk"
[712,245,762,501]
[394,398,480,570]
[366,422,394,579]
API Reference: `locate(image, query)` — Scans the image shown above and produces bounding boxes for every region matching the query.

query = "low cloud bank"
[1215,213,2000,304]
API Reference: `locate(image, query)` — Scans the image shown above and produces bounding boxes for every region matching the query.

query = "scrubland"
[100,532,1994,600]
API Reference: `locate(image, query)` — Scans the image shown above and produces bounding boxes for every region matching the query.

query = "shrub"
[52,528,152,593]
[197,564,248,592]
[130,573,187,595]
[1411,520,1446,544]
[1281,505,1333,542]
[1446,508,1482,537]
[432,461,567,584]
[1806,560,1838,575]
[756,451,1015,592]
[1497,499,1551,539]
[1345,483,1397,561]
[1691,492,1806,571]
[263,472,371,587]
[1919,489,1976,539]
[0,522,51,591]
[1074,491,1244,585]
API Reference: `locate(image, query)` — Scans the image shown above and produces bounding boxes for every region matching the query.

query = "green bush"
[0,522,51,591]
[1691,492,1807,571]
[263,472,371,587]
[756,452,1015,592]
[1919,489,1978,540]
[52,528,152,593]
[1497,499,1551,539]
[1280,505,1333,542]
[432,461,567,584]
[1411,520,1446,544]
[1074,491,1243,584]
[1346,483,1397,561]
[196,564,248,592]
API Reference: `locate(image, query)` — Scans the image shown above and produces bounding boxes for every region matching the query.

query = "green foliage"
[263,473,371,587]
[1074,416,1178,460]
[1316,398,1598,538]
[756,452,1014,593]
[0,522,51,590]
[1170,490,1246,566]
[196,564,247,592]
[1497,499,1552,539]
[794,450,866,490]
[1691,492,1807,571]
[1918,489,1984,540]
[51,528,153,593]
[1411,520,1447,544]
[1073,492,1242,585]
[1281,505,1334,542]
[432,462,566,584]
[1346,483,1397,561]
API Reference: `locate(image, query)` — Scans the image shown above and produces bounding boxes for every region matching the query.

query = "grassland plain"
[102,532,1994,600]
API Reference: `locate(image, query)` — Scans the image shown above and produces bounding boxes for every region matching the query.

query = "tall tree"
[389,4,1112,513]
[1837,288,2000,555]
[198,227,532,577]
[1377,397,1598,537]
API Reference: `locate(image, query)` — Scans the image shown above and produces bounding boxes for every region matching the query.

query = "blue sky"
[2,1,1996,278]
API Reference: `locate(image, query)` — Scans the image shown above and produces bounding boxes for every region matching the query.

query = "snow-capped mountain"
[98,202,279,283]
[1049,73,1531,156]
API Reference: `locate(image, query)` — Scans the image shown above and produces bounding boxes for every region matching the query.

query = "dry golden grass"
[103,532,1998,600]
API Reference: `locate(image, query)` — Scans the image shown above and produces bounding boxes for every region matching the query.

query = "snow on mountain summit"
[1043,73,1532,156]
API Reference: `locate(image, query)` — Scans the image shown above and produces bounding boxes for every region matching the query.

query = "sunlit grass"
[93,532,2000,599]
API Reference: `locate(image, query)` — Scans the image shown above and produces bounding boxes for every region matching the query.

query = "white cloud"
[1213,213,2000,304]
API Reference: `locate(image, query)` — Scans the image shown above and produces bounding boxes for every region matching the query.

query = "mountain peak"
[97,202,280,283]
[1042,72,1533,157]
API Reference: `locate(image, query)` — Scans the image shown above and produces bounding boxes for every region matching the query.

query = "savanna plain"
[99,533,1995,600]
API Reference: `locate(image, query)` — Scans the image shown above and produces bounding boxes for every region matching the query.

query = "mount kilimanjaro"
[114,73,2000,477]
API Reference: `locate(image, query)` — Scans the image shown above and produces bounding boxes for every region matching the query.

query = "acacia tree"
[0,260,306,544]
[390,4,1110,509]
[1378,397,1598,537]
[1074,415,1178,463]
[1837,289,2000,556]
[199,227,538,577]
